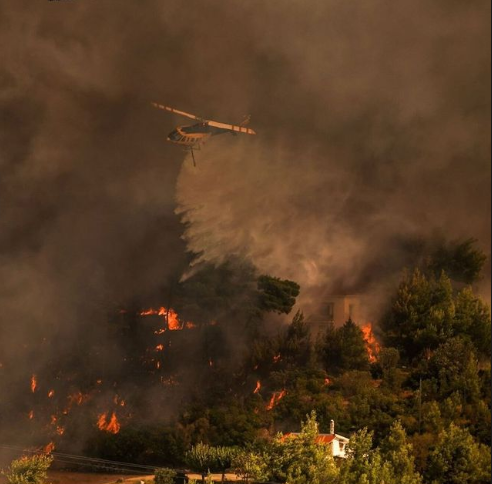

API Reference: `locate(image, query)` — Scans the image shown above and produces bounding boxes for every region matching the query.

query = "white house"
[284,420,350,459]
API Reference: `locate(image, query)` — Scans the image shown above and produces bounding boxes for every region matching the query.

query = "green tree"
[381,269,491,360]
[267,411,339,484]
[338,428,391,484]
[453,287,491,357]
[322,319,370,373]
[380,421,423,484]
[212,446,237,482]
[154,468,177,484]
[280,311,313,368]
[429,238,487,285]
[2,454,53,484]
[425,424,491,484]
[185,443,217,484]
[378,347,404,390]
[381,269,455,359]
[426,337,481,403]
[232,450,268,483]
[257,275,300,315]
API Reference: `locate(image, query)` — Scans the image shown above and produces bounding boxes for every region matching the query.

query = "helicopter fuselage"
[167,123,229,148]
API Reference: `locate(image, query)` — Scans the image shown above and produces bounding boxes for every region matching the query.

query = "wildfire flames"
[97,412,121,434]
[266,390,287,411]
[28,410,34,420]
[362,323,381,363]
[253,381,262,394]
[30,374,37,393]
[44,442,55,454]
[140,306,195,331]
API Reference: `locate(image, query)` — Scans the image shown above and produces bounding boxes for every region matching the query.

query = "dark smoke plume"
[0,0,490,448]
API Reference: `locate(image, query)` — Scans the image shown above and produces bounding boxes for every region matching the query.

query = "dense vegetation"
[82,239,491,483]
[2,454,53,484]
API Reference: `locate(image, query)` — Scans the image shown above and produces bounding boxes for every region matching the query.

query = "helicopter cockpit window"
[169,131,181,141]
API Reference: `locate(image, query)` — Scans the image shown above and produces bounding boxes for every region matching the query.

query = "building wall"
[308,294,369,338]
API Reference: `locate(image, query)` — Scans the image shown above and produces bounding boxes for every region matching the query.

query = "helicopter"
[151,102,256,166]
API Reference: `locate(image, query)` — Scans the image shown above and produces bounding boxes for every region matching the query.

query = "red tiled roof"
[283,433,336,444]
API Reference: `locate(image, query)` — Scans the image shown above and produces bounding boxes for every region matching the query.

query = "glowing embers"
[266,390,287,411]
[31,374,37,393]
[361,323,381,363]
[113,395,126,407]
[97,412,121,434]
[253,381,262,394]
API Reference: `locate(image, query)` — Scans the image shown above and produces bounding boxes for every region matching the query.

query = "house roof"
[283,433,349,444]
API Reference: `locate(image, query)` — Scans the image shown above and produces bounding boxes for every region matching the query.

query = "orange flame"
[51,415,57,424]
[254,381,261,394]
[266,390,287,411]
[106,412,121,434]
[56,426,65,436]
[140,307,185,331]
[155,344,165,351]
[273,354,281,364]
[324,378,331,386]
[97,412,120,434]
[361,323,381,363]
[30,374,37,393]
[44,442,55,454]
[48,389,55,398]
[28,410,34,420]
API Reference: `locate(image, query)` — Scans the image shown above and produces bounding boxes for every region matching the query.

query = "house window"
[348,304,355,319]
[327,303,334,321]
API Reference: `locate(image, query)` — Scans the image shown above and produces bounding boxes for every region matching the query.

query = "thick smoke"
[0,0,490,448]
[175,0,491,312]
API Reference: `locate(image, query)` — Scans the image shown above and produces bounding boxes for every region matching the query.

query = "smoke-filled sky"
[0,1,490,381]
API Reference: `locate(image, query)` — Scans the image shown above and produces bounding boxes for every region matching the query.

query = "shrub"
[154,467,177,484]
[2,454,53,484]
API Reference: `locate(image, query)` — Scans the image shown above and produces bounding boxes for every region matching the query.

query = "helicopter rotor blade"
[206,120,256,135]
[151,102,203,121]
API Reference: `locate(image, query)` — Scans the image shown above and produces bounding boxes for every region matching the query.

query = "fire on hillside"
[362,323,381,363]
